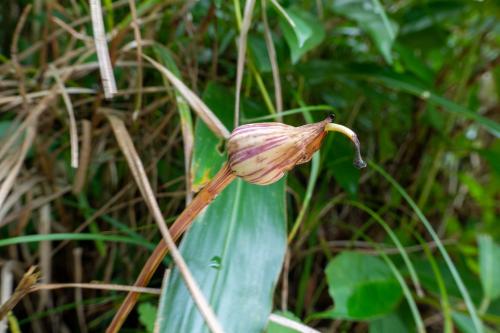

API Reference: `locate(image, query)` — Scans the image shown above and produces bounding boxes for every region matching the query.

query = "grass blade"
[369,160,484,333]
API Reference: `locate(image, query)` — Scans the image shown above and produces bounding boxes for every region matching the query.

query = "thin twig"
[143,55,230,139]
[73,120,92,194]
[89,0,117,98]
[51,16,93,42]
[10,4,32,111]
[30,283,161,295]
[73,248,87,333]
[50,64,79,168]
[234,0,256,127]
[268,314,320,333]
[37,205,52,312]
[128,0,144,120]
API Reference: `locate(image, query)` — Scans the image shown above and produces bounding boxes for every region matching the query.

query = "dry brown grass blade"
[90,0,117,98]
[143,54,230,139]
[10,4,32,111]
[234,0,256,127]
[73,120,92,194]
[105,112,225,333]
[50,64,79,168]
[73,248,87,333]
[0,125,36,212]
[37,205,52,313]
[0,262,14,333]
[107,163,235,333]
[30,283,161,295]
[128,0,144,119]
[0,266,40,320]
[0,177,41,222]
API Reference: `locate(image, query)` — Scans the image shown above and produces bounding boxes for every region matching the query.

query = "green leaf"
[369,312,410,333]
[300,61,500,137]
[248,34,272,73]
[278,7,325,63]
[478,235,500,300]
[157,178,287,332]
[191,83,234,191]
[138,303,157,333]
[325,134,361,198]
[331,0,398,64]
[324,252,403,320]
[452,312,494,333]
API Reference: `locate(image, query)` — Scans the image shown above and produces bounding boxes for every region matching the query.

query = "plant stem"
[106,164,236,333]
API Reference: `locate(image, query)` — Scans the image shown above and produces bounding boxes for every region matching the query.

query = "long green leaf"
[369,160,484,333]
[0,233,154,250]
[157,178,287,332]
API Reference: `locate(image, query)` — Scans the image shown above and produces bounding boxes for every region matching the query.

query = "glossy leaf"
[478,235,500,300]
[278,7,325,63]
[331,0,398,64]
[324,252,403,319]
[157,178,287,332]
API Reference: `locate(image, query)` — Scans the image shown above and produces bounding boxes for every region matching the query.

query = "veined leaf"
[278,7,325,63]
[324,252,403,320]
[331,0,398,64]
[157,178,287,332]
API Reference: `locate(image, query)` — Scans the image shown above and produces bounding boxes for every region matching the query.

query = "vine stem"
[106,164,236,333]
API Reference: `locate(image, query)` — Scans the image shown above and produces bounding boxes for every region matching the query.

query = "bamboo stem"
[106,164,236,333]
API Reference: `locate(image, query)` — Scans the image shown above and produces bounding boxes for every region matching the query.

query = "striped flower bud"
[227,115,366,185]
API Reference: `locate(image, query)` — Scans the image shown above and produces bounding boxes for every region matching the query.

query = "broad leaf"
[478,235,500,300]
[324,252,403,319]
[331,0,398,64]
[157,178,287,332]
[278,7,325,63]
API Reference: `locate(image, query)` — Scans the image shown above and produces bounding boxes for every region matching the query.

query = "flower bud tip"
[325,123,366,169]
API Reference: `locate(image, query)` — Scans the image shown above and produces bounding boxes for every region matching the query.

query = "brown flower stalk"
[107,115,365,332]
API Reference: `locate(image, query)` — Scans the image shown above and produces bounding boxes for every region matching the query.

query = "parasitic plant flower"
[227,114,366,185]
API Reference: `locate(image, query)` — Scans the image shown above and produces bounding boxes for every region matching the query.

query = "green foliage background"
[0,0,499,332]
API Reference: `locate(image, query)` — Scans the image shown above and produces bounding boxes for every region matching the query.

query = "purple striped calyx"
[227,115,366,185]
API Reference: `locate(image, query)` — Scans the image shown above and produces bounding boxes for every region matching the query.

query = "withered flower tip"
[227,115,366,185]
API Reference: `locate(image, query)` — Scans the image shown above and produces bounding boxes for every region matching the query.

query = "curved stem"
[106,164,236,333]
[325,123,366,169]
